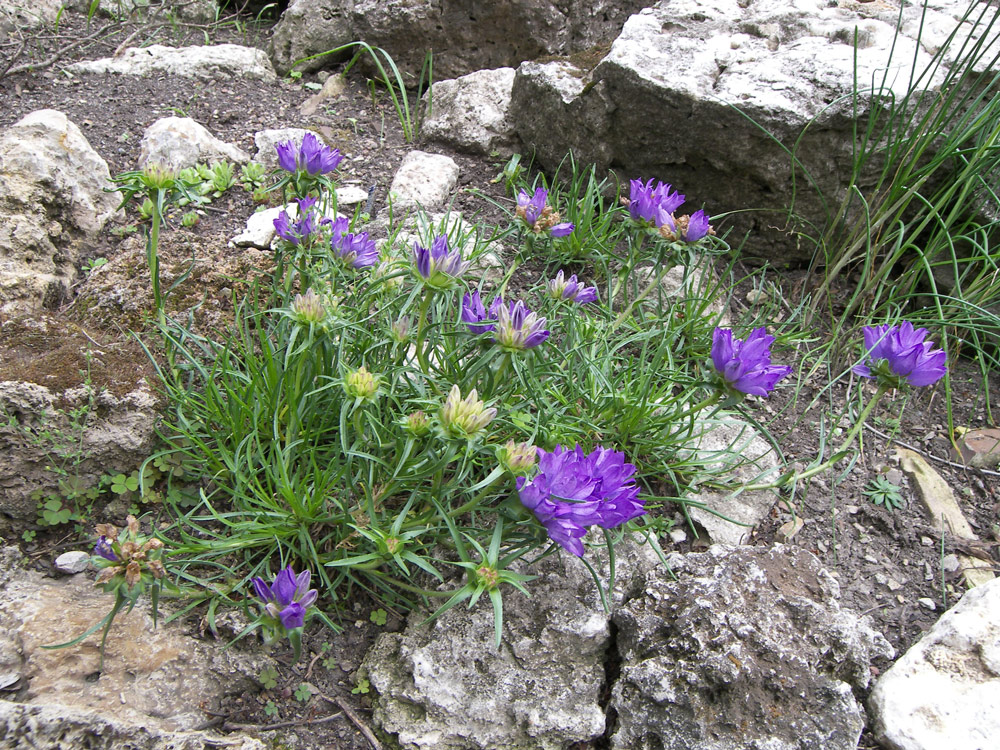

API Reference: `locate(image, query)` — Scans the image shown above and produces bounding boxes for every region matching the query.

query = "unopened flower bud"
[140,163,177,191]
[391,317,411,344]
[476,564,500,590]
[385,537,402,555]
[343,366,381,403]
[291,288,327,325]
[402,410,430,437]
[498,440,538,476]
[440,385,496,439]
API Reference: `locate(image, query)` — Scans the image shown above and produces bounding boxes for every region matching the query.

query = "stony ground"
[1,7,998,749]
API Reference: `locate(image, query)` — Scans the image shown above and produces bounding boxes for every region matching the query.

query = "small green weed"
[293,683,314,702]
[864,475,905,511]
[351,678,370,695]
[259,666,279,689]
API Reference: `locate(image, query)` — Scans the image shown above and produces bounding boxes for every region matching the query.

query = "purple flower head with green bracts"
[412,235,469,290]
[329,216,379,269]
[495,300,549,351]
[251,565,318,631]
[516,444,645,557]
[853,322,947,388]
[516,187,574,237]
[547,270,598,304]
[275,133,343,176]
[273,198,322,245]
[94,536,117,561]
[626,179,685,227]
[711,327,792,397]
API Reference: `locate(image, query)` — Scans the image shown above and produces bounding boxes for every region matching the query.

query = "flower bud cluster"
[92,516,167,591]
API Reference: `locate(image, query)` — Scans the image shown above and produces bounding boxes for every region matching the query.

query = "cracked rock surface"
[611,544,894,750]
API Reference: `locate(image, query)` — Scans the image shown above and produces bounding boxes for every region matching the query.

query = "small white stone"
[336,185,370,206]
[920,536,934,546]
[54,551,91,574]
[941,554,960,573]
[917,597,937,611]
[668,529,688,544]
[886,578,904,592]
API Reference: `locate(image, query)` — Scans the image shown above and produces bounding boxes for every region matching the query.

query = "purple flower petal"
[711,327,791,397]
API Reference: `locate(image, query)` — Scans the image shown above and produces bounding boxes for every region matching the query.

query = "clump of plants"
[61,132,948,658]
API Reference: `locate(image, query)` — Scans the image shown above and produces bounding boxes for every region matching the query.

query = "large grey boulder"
[422,67,519,155]
[869,577,1000,750]
[268,0,646,79]
[611,544,893,750]
[511,0,997,263]
[0,110,119,314]
[363,536,660,750]
[67,44,277,81]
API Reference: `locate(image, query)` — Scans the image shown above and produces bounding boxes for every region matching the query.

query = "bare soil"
[1,8,998,750]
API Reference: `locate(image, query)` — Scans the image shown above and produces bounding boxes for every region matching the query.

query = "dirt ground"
[1,7,998,750]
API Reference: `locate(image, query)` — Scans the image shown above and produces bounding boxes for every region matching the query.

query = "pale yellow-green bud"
[439,385,496,439]
[498,440,537,476]
[343,366,381,403]
[291,288,327,325]
[402,409,431,437]
[140,163,177,191]
[391,316,411,344]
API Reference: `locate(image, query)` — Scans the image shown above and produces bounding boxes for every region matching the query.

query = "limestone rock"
[67,44,277,81]
[364,535,660,750]
[139,116,250,171]
[0,110,119,313]
[512,0,999,263]
[422,68,519,155]
[347,0,645,83]
[268,0,355,77]
[683,416,781,545]
[0,334,158,520]
[611,545,894,750]
[869,577,1000,750]
[230,205,290,249]
[53,551,91,574]
[388,151,460,211]
[0,546,271,732]
[0,0,63,33]
[0,702,268,750]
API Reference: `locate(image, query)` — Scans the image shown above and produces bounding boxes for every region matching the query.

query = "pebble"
[875,572,888,586]
[920,536,934,547]
[886,578,904,592]
[864,554,879,564]
[941,554,960,573]
[918,597,937,611]
[845,505,860,515]
[668,528,687,544]
[54,551,91,574]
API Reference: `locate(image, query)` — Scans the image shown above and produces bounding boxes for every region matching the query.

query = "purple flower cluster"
[853,322,947,388]
[516,188,574,237]
[412,236,469,290]
[276,133,343,176]
[711,327,792,397]
[329,217,379,269]
[495,300,549,350]
[460,293,549,349]
[547,270,597,304]
[627,179,685,226]
[273,198,323,245]
[252,566,318,631]
[625,179,713,243]
[94,536,117,561]
[517,445,645,557]
[461,291,506,333]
